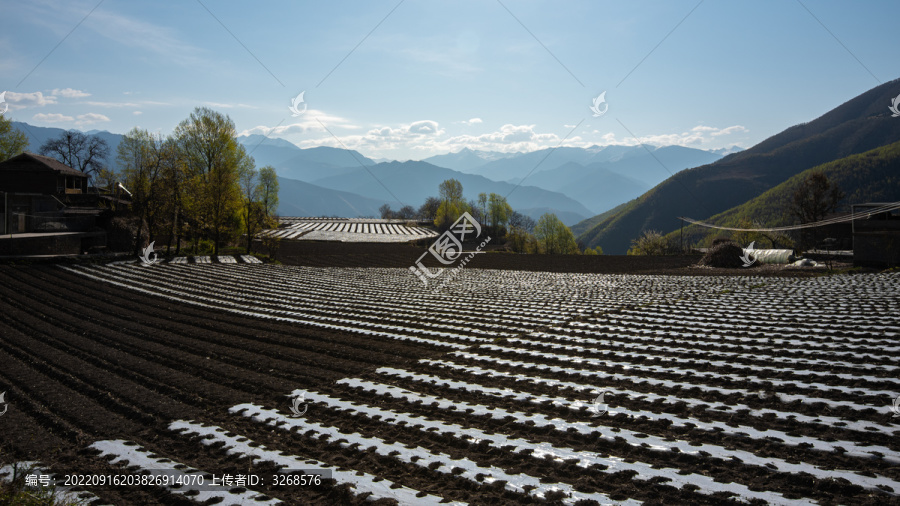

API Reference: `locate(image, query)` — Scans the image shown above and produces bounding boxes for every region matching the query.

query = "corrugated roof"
[0,152,87,177]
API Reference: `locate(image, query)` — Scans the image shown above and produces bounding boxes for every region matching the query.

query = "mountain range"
[10,119,740,229]
[576,77,900,253]
[239,136,725,221]
[308,160,594,224]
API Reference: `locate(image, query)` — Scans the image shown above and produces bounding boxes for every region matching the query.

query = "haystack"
[698,241,750,268]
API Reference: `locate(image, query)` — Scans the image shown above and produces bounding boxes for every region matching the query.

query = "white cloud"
[289,122,565,158]
[51,88,90,98]
[711,125,748,136]
[32,113,72,123]
[6,91,57,109]
[75,113,110,125]
[238,110,359,137]
[460,118,482,126]
[133,111,143,115]
[591,125,749,148]
[407,120,441,136]
[203,102,256,110]
[241,115,748,160]
[84,101,140,108]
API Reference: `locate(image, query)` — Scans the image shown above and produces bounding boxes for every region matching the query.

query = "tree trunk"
[134,210,146,257]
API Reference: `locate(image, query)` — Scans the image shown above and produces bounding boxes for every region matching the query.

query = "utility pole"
[680,217,684,254]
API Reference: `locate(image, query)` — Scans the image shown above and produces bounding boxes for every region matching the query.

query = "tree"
[487,193,512,232]
[257,166,279,220]
[239,165,265,254]
[790,172,844,224]
[434,179,471,230]
[159,139,187,255]
[379,203,394,219]
[627,229,668,255]
[418,196,440,221]
[731,218,791,249]
[507,227,538,253]
[39,130,109,179]
[0,114,28,161]
[397,205,416,220]
[174,107,249,255]
[476,193,488,222]
[534,213,579,254]
[117,128,167,255]
[509,211,535,233]
[790,172,844,250]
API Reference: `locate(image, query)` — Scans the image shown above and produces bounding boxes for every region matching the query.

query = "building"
[852,203,900,267]
[0,153,105,253]
[0,152,89,196]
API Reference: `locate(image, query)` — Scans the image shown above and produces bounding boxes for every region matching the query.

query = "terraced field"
[1,262,899,504]
[260,217,437,242]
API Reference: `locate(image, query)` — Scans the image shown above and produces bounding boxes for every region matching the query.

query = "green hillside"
[570,200,630,237]
[666,140,900,248]
[576,77,900,254]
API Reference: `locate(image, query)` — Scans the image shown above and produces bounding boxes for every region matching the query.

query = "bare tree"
[40,130,109,179]
[117,128,167,255]
[790,172,844,250]
[790,173,844,224]
[418,196,440,221]
[509,211,536,233]
[397,205,416,220]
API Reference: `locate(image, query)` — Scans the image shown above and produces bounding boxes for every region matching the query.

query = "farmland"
[1,261,899,505]
[260,218,438,243]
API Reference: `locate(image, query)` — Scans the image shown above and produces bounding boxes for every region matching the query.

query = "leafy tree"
[487,193,512,232]
[627,229,668,255]
[434,179,471,230]
[507,228,538,253]
[257,166,279,220]
[39,130,109,179]
[790,172,844,224]
[174,107,250,255]
[582,245,603,255]
[0,114,28,161]
[534,213,579,254]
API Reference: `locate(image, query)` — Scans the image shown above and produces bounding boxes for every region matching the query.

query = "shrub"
[627,230,668,255]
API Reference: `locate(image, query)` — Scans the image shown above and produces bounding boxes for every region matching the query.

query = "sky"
[1,0,897,161]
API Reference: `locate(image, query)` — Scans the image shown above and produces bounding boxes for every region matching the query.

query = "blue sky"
[2,0,897,160]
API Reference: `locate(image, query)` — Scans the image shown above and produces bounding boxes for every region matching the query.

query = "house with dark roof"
[0,152,106,250]
[0,152,88,196]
